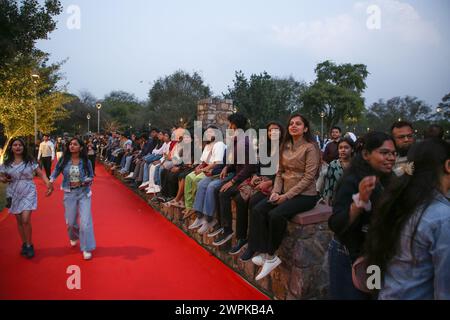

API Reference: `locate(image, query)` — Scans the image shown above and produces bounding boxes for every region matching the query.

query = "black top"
[328,173,385,261]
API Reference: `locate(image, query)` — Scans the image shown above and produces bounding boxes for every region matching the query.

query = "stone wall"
[107,164,333,300]
[197,98,234,131]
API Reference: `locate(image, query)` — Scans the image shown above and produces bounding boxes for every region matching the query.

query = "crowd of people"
[0,113,448,299]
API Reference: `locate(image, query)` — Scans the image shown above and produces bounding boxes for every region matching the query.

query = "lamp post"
[320,112,325,140]
[31,74,40,150]
[96,103,102,133]
[87,113,91,134]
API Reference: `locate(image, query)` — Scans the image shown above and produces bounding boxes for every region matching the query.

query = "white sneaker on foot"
[188,217,205,230]
[198,219,217,235]
[70,240,78,247]
[252,253,267,266]
[83,251,92,260]
[125,173,134,179]
[139,181,150,189]
[255,256,281,281]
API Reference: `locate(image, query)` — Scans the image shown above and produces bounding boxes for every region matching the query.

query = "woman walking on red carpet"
[49,138,96,260]
[0,138,53,259]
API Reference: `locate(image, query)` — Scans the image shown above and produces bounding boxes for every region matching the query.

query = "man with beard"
[391,121,415,174]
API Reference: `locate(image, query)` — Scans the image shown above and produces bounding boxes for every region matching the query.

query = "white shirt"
[152,142,170,155]
[200,141,226,164]
[38,141,55,160]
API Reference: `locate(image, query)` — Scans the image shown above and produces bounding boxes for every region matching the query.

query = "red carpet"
[0,164,268,300]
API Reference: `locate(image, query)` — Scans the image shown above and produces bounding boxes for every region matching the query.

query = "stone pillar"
[197,98,234,131]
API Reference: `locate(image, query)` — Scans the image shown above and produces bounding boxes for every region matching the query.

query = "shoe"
[125,173,134,179]
[188,217,205,230]
[83,251,92,260]
[139,181,150,189]
[198,219,217,235]
[207,226,224,238]
[20,243,27,256]
[229,239,248,255]
[255,256,282,281]
[252,253,267,266]
[70,239,78,247]
[213,231,234,246]
[25,245,35,259]
[239,247,256,262]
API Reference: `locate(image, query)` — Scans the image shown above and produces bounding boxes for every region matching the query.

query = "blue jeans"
[64,188,96,252]
[193,174,233,217]
[123,155,133,171]
[143,154,162,182]
[328,238,370,300]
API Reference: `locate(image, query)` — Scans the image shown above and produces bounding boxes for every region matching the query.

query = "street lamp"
[31,74,40,150]
[320,112,325,140]
[87,113,91,134]
[96,103,102,133]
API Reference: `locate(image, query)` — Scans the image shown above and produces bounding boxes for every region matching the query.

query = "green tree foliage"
[436,92,450,121]
[101,91,148,132]
[0,53,72,158]
[225,71,307,129]
[53,94,101,135]
[300,60,369,134]
[147,70,211,129]
[366,96,432,133]
[0,0,62,66]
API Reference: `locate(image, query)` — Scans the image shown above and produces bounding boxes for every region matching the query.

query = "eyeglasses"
[376,149,398,158]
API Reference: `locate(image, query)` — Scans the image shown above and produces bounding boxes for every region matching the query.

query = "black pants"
[41,156,52,178]
[160,168,180,198]
[218,184,241,233]
[88,155,96,174]
[233,191,268,240]
[249,194,318,255]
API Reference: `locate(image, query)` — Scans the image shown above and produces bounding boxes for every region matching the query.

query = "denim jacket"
[379,191,450,300]
[50,158,94,193]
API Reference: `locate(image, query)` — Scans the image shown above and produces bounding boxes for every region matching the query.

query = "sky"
[36,0,450,107]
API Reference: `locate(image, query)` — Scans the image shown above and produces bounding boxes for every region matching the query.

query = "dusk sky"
[37,0,450,108]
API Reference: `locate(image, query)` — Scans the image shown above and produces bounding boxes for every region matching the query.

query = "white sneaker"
[125,173,134,179]
[139,181,150,189]
[198,219,217,235]
[252,253,267,266]
[83,251,92,260]
[188,217,205,230]
[70,240,78,247]
[255,256,281,281]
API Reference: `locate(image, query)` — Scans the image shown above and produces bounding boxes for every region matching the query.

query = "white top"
[38,141,55,160]
[69,165,81,183]
[200,141,226,164]
[152,142,170,155]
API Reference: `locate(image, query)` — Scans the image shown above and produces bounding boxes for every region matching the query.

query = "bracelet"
[352,193,372,211]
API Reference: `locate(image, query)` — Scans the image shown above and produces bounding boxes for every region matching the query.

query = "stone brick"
[293,238,325,268]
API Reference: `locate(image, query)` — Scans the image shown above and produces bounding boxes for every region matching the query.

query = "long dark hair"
[4,138,35,167]
[365,139,450,273]
[281,114,317,149]
[59,137,90,174]
[346,131,394,181]
[266,121,285,155]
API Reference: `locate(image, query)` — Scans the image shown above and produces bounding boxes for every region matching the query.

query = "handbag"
[4,164,26,209]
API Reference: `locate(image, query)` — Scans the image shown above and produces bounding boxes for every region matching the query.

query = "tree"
[101,91,147,132]
[300,60,369,135]
[225,71,307,129]
[366,96,432,133]
[0,53,72,159]
[147,70,211,129]
[0,0,62,66]
[436,92,450,121]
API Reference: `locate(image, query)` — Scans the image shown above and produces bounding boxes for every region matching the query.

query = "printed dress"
[0,161,39,214]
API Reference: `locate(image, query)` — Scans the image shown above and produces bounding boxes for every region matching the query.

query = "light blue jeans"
[193,174,233,217]
[143,154,162,182]
[64,188,96,252]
